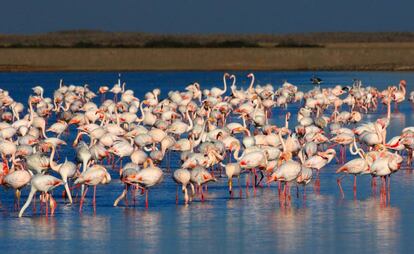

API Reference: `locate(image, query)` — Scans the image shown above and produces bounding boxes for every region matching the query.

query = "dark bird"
[310,75,323,85]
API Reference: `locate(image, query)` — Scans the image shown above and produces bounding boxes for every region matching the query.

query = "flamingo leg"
[387,175,391,205]
[44,193,49,217]
[253,169,257,196]
[32,195,37,213]
[167,150,171,172]
[79,186,89,213]
[93,186,97,213]
[200,186,205,202]
[50,195,57,216]
[189,183,195,202]
[183,186,189,205]
[16,189,21,210]
[336,176,345,198]
[238,176,242,198]
[353,175,357,199]
[64,182,73,204]
[176,185,179,204]
[371,176,377,196]
[303,185,307,200]
[287,182,291,203]
[256,171,264,187]
[145,189,149,208]
[245,174,250,197]
[132,184,137,206]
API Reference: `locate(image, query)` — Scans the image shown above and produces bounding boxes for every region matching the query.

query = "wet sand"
[1,43,414,71]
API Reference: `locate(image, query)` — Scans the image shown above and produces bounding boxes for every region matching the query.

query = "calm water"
[1,71,414,254]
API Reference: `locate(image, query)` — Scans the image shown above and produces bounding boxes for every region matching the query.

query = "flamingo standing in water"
[74,165,111,212]
[44,141,77,204]
[3,165,32,209]
[391,80,406,110]
[190,166,217,202]
[113,163,140,207]
[304,148,336,190]
[173,168,192,205]
[0,72,410,218]
[132,159,163,208]
[336,139,371,198]
[224,162,243,198]
[267,158,301,204]
[18,174,63,217]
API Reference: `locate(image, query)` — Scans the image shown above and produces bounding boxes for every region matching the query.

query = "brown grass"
[2,31,414,48]
[1,43,414,71]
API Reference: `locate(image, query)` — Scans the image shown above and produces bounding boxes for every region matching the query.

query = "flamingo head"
[286,112,291,120]
[266,174,277,184]
[203,173,217,182]
[376,118,389,129]
[278,152,292,166]
[29,96,42,104]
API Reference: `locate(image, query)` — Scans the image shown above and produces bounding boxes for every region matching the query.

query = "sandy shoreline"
[1,43,414,71]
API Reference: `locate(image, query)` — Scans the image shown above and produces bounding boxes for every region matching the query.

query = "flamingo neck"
[233,146,242,160]
[222,74,227,94]
[28,100,34,127]
[248,74,255,91]
[73,131,86,146]
[399,83,406,95]
[186,110,193,131]
[298,149,305,164]
[279,131,286,152]
[49,146,59,172]
[137,102,145,122]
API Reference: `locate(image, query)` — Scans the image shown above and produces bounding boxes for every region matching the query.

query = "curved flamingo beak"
[266,175,277,184]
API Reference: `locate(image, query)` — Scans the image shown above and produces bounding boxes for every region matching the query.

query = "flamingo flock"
[0,73,410,217]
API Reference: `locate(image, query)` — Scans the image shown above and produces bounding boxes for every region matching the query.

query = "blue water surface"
[0,71,414,254]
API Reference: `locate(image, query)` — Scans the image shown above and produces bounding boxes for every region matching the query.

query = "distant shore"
[1,43,414,71]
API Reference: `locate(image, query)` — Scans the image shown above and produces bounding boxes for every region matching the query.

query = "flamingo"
[210,73,230,97]
[45,142,77,204]
[74,165,111,212]
[173,168,192,205]
[113,163,141,207]
[131,159,163,208]
[336,139,371,198]
[190,166,217,202]
[18,174,63,217]
[3,167,32,209]
[304,148,336,190]
[267,159,301,203]
[224,162,243,197]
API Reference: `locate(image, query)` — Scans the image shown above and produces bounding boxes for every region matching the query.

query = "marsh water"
[1,71,414,254]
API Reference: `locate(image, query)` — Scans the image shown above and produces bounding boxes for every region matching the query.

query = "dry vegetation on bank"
[1,31,414,48]
[1,31,414,71]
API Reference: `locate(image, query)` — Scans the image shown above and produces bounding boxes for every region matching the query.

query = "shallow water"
[1,71,414,254]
